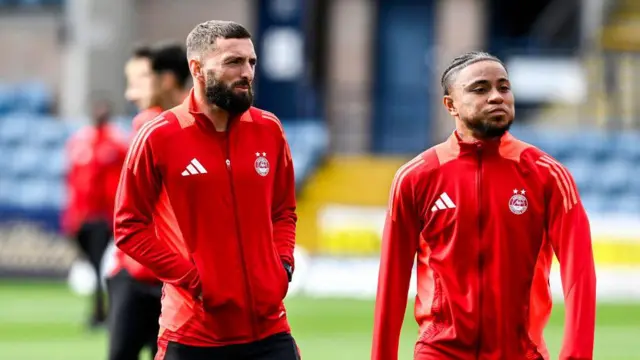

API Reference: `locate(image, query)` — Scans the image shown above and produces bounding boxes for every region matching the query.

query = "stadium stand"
[0,81,330,232]
[0,0,63,6]
[510,125,640,214]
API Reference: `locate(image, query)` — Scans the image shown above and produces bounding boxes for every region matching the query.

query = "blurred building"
[0,0,638,299]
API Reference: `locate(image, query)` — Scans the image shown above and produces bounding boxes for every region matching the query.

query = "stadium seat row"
[0,82,53,115]
[0,117,329,211]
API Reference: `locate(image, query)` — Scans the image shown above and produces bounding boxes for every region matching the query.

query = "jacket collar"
[445,130,513,156]
[185,88,203,115]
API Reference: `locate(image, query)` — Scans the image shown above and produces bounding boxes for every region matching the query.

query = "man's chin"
[469,120,512,139]
[483,123,512,138]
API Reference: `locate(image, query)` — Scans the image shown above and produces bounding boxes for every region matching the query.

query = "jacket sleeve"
[543,159,596,360]
[113,123,201,296]
[372,164,421,360]
[271,131,297,269]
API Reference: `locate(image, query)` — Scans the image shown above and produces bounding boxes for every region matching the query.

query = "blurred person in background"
[107,42,190,360]
[124,45,159,131]
[125,43,192,133]
[114,20,300,360]
[372,51,596,360]
[62,98,129,329]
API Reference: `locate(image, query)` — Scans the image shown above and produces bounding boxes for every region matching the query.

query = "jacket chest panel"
[160,127,278,204]
[421,157,546,253]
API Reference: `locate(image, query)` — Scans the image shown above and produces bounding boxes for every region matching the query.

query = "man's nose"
[488,89,504,103]
[125,88,136,102]
[241,63,254,82]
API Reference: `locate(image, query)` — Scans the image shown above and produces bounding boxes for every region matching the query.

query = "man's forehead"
[125,58,151,74]
[457,60,508,85]
[212,38,256,58]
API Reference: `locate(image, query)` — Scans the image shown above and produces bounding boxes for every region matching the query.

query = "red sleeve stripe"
[540,155,578,205]
[125,117,167,174]
[262,112,285,132]
[535,160,569,212]
[125,116,164,168]
[535,158,577,213]
[388,156,424,219]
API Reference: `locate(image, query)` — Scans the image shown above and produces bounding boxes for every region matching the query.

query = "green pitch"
[1,281,639,360]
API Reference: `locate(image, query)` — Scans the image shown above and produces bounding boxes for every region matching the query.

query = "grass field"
[1,281,639,360]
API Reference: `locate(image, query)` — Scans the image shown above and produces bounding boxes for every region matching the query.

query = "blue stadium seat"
[612,132,640,162]
[49,179,66,208]
[563,157,594,194]
[514,130,569,159]
[15,82,53,114]
[607,193,640,214]
[26,117,69,148]
[0,83,15,115]
[592,158,632,195]
[15,177,51,208]
[579,192,607,214]
[8,146,48,179]
[0,114,36,146]
[0,176,14,205]
[15,0,57,7]
[513,128,620,162]
[0,144,13,170]
[627,165,640,196]
[282,120,329,186]
[567,131,615,162]
[42,147,67,179]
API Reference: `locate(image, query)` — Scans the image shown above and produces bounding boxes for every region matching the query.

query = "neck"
[160,89,189,110]
[194,83,229,132]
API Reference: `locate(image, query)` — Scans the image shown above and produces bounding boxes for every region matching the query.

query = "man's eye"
[472,88,486,93]
[500,86,511,91]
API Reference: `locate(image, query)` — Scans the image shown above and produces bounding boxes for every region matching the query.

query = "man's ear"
[189,59,204,81]
[443,95,458,116]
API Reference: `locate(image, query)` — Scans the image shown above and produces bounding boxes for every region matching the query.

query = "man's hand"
[282,261,293,282]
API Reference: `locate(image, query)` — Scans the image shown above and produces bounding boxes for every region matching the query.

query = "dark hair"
[186,20,252,59]
[441,51,506,95]
[131,44,153,60]
[151,43,190,88]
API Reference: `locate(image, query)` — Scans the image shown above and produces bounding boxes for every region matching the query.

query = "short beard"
[464,116,512,139]
[204,73,253,116]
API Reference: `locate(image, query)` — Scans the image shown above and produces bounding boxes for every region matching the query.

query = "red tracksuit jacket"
[110,106,164,283]
[372,131,596,360]
[113,90,297,350]
[62,124,128,235]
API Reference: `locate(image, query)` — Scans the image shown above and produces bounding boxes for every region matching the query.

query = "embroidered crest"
[254,152,270,176]
[509,189,528,215]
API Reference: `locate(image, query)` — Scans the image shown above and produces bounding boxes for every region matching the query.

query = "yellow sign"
[317,204,385,256]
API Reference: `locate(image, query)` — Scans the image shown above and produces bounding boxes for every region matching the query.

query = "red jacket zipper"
[225,130,258,340]
[476,146,484,358]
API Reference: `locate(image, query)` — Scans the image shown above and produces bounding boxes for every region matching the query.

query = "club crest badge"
[254,152,270,176]
[509,189,528,215]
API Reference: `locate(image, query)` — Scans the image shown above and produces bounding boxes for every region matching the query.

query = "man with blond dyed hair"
[113,20,300,360]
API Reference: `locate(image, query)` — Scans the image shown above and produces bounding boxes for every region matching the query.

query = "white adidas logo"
[181,158,207,176]
[431,192,456,212]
